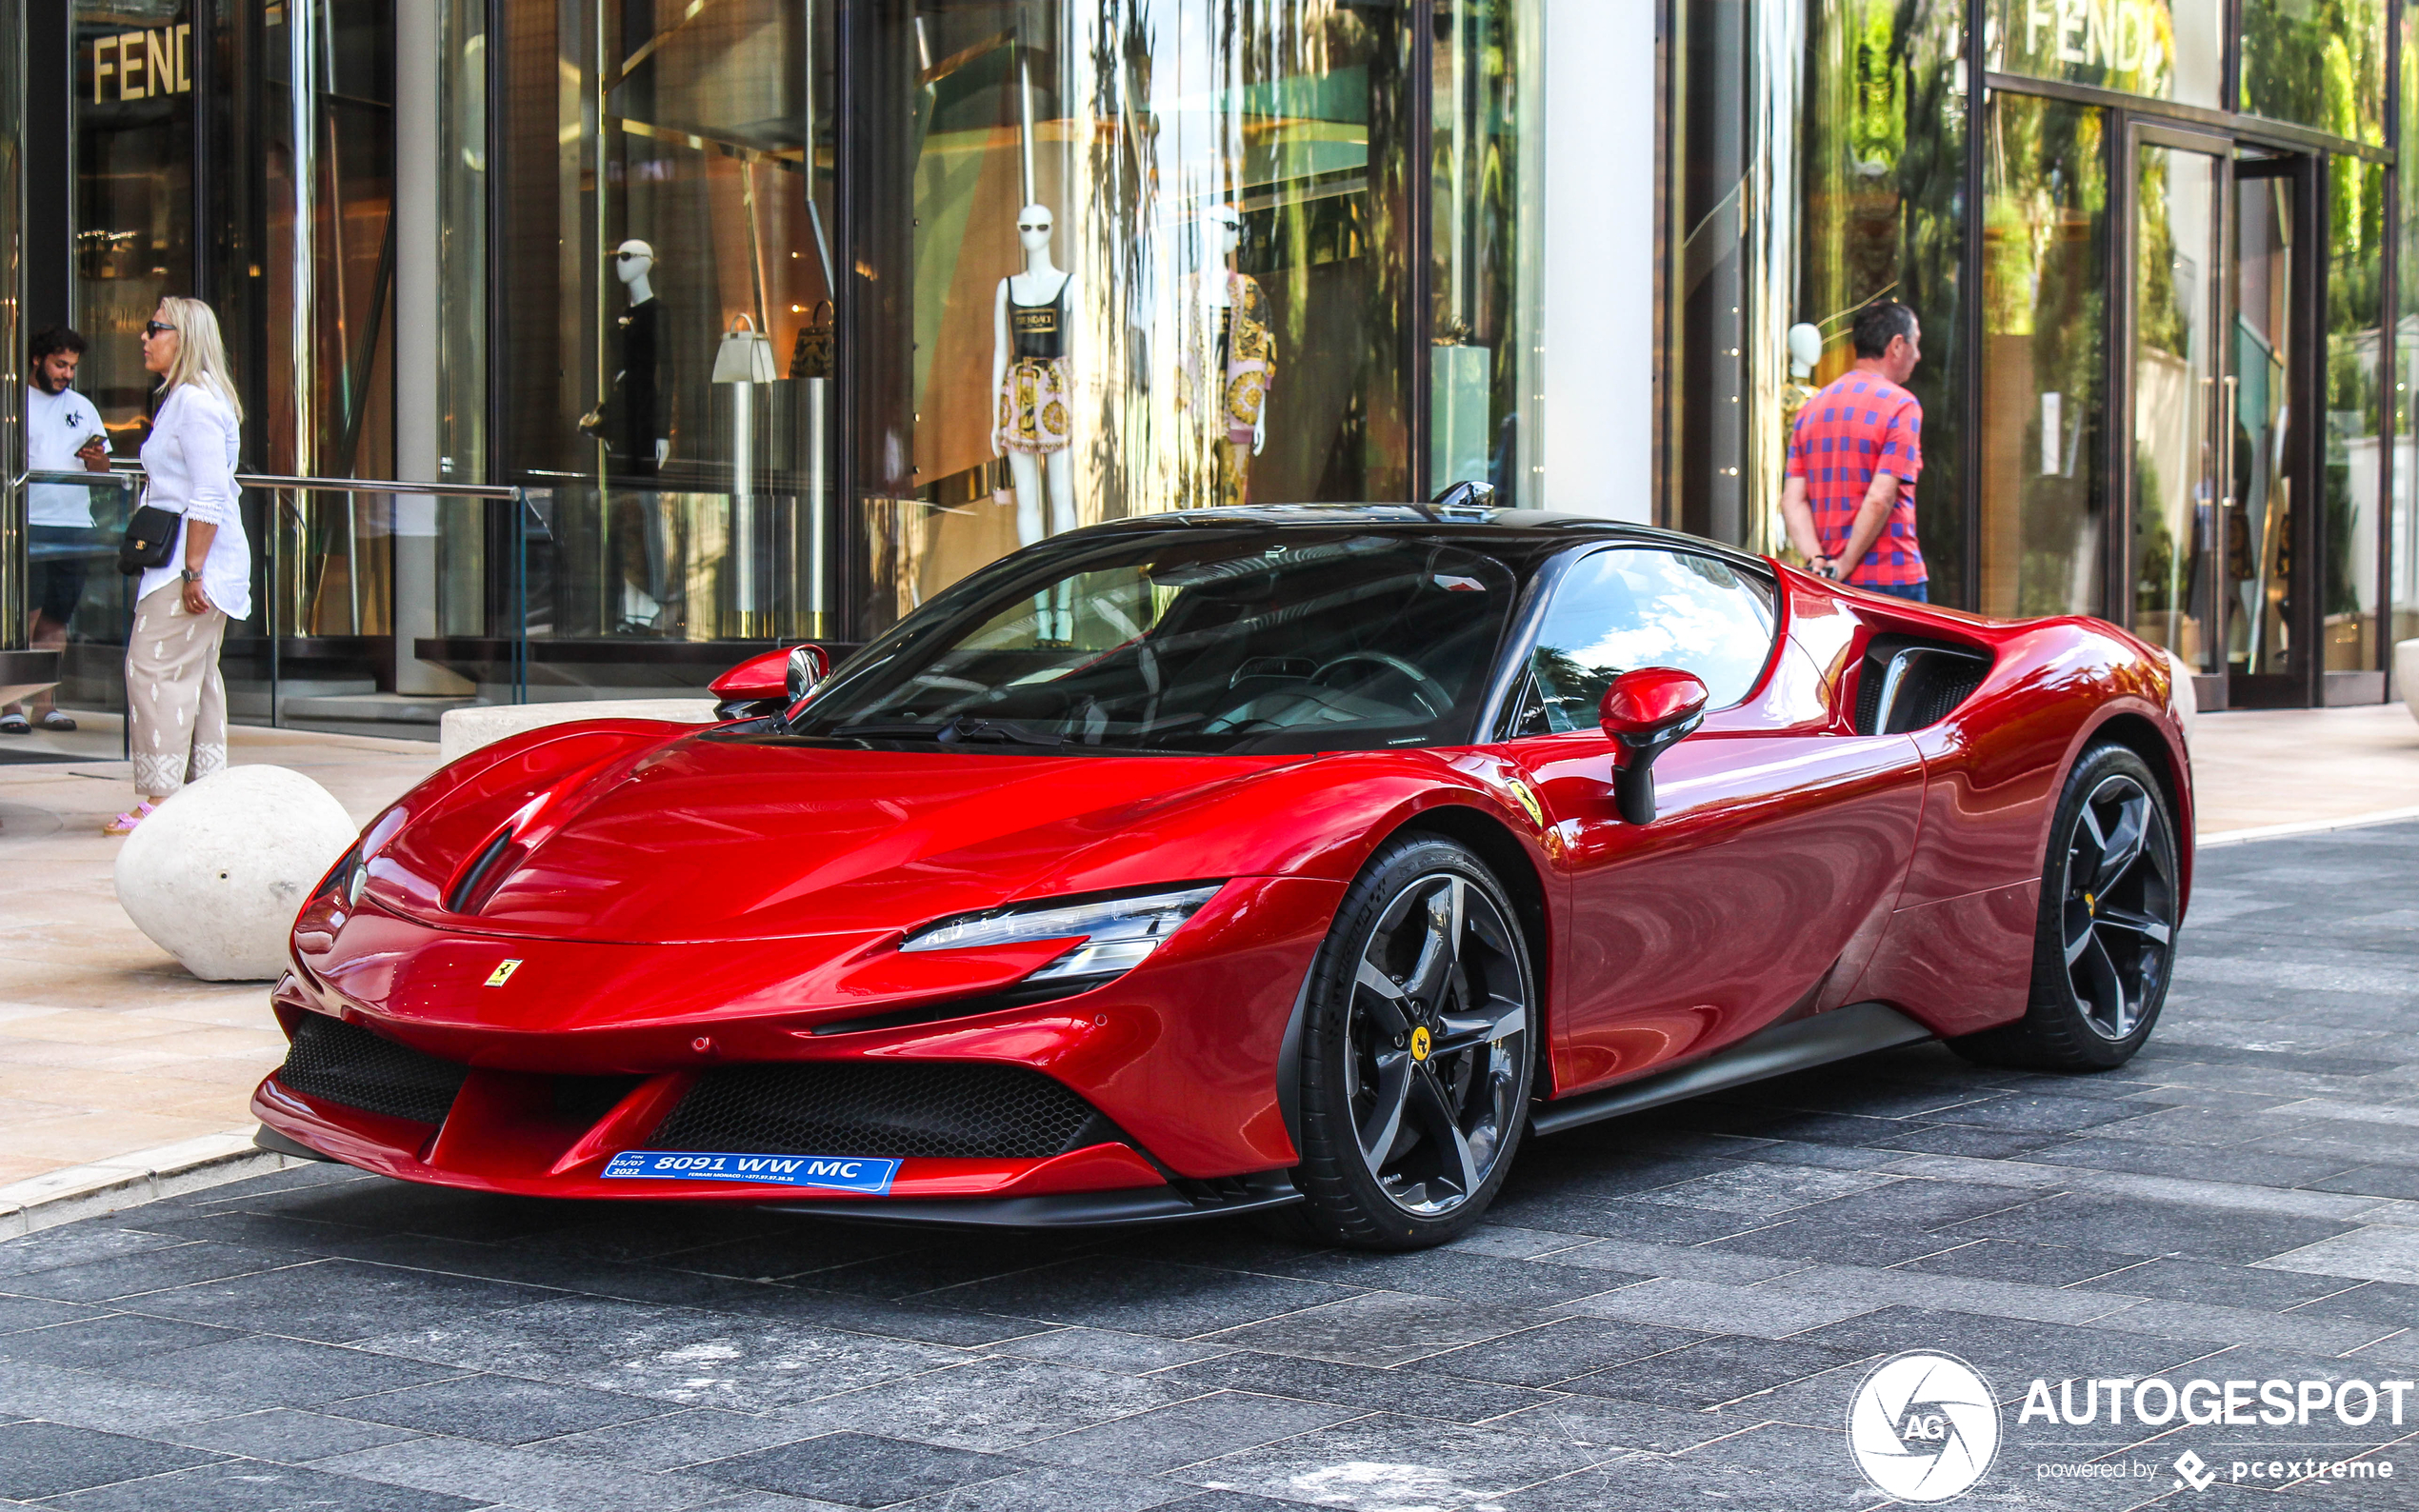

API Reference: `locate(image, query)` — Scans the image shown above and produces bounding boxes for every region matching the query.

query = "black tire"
[1951,744,2180,1071]
[1288,833,1536,1249]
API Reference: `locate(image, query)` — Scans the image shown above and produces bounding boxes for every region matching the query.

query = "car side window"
[1525,548,1776,732]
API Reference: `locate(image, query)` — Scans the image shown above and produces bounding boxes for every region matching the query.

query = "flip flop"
[36,711,75,732]
[0,713,29,734]
[104,802,158,835]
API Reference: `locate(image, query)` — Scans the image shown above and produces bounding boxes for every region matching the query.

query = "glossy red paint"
[1598,667,1709,739]
[256,531,2193,1217]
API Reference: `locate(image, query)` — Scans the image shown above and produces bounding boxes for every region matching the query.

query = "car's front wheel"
[1288,834,1536,1249]
[1952,742,2181,1071]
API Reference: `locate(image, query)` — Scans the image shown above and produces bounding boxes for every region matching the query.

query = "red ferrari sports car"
[256,502,2191,1248]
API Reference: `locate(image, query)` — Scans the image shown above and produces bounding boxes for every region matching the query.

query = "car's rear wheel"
[1287,834,1535,1249]
[1951,743,2180,1071]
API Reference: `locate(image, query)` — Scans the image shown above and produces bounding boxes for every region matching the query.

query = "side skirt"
[1528,1002,1934,1139]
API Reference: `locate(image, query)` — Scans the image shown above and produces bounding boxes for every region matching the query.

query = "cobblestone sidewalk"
[1,825,2414,1509]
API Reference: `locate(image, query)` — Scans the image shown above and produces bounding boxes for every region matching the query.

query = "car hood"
[368,729,1336,944]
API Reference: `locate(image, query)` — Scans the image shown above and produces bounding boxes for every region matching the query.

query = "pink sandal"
[104,802,158,835]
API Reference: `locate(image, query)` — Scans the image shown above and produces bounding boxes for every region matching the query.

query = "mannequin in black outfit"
[582,238,669,476]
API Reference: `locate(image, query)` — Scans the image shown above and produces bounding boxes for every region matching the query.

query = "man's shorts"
[28,526,107,627]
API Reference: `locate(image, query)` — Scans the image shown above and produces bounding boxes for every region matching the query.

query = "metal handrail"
[23,468,522,500]
[13,468,539,716]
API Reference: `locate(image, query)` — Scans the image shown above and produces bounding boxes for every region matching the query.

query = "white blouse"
[136,383,250,621]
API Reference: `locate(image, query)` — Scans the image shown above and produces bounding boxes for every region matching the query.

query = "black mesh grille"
[1855,636,1990,735]
[650,1062,1104,1160]
[276,1013,469,1124]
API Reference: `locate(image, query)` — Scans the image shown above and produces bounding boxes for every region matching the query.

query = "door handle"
[2218,374,2240,511]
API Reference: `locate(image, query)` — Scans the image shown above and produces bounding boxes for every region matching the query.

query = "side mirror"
[709,644,829,719]
[1599,666,1709,825]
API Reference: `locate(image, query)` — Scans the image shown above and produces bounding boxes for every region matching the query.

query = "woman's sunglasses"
[144,321,177,337]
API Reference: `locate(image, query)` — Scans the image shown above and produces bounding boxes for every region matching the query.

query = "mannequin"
[990,205,1078,546]
[1196,206,1272,507]
[580,238,670,473]
[1779,321,1823,442]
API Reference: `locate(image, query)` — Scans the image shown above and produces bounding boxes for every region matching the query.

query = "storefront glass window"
[850,1,1416,635]
[2241,0,2387,148]
[494,0,836,647]
[0,0,20,650]
[1793,0,1969,603]
[2397,9,2419,654]
[1979,93,2109,617]
[2322,153,2385,672]
[73,0,194,438]
[1983,0,2224,108]
[1669,0,1965,597]
[1430,0,1543,498]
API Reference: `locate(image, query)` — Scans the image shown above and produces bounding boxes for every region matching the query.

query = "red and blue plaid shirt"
[1785,371,1928,587]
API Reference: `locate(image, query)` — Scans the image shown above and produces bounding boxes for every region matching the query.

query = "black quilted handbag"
[116,501,181,575]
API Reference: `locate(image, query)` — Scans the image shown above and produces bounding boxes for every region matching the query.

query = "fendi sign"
[90,25,193,103]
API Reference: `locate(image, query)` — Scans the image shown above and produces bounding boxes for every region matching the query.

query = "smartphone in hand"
[76,431,110,473]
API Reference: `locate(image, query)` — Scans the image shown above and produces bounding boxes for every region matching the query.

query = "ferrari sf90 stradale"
[259,503,2189,1248]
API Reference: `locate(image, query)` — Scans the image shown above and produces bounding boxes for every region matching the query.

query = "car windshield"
[788,527,1525,755]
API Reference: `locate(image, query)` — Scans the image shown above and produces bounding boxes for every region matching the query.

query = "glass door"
[2125,135,2318,708]
[2127,128,2227,695]
[2226,158,2309,705]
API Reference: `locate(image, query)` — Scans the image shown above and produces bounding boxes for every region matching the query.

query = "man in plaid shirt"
[1779,301,1929,602]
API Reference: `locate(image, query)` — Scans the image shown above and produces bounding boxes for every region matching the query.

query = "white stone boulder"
[438,699,719,764]
[2396,638,2419,726]
[115,766,361,982]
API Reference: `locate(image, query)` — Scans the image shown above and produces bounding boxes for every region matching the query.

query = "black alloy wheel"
[1289,834,1535,1248]
[1953,743,2181,1071]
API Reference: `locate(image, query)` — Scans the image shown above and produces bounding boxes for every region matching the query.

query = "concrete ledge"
[0,1129,307,1239]
[438,699,721,763]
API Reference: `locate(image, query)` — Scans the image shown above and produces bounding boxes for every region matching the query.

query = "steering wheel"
[1309,650,1451,719]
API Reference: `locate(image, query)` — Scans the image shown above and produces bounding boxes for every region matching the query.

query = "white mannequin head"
[1016,206,1053,253]
[1206,205,1243,260]
[1786,322,1823,379]
[613,238,655,300]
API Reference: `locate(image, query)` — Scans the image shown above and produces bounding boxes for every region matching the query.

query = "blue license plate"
[600,1150,900,1194]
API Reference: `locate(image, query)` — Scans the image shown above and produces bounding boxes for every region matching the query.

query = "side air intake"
[275,1013,470,1124]
[1853,634,1990,736]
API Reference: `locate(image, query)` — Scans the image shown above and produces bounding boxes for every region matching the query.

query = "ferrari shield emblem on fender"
[1505,779,1546,830]
[485,960,524,987]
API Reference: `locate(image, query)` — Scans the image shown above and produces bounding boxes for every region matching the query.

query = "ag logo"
[1846,1350,2001,1502]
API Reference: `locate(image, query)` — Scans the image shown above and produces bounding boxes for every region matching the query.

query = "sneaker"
[104,802,158,835]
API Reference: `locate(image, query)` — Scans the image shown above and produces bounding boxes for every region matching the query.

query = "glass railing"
[12,468,834,741]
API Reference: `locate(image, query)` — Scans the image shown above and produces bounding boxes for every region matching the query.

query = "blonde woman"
[109,297,250,834]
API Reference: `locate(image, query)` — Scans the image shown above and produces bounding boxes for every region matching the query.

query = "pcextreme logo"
[1845,1351,2003,1503]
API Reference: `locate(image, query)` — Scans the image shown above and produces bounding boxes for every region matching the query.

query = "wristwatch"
[180,568,202,584]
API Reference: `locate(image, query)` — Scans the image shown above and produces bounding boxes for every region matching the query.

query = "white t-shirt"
[27,385,110,527]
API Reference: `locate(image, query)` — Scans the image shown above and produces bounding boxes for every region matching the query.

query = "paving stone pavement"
[3,824,2417,1511]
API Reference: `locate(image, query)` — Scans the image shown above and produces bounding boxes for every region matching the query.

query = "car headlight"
[899,884,1225,984]
[311,845,366,908]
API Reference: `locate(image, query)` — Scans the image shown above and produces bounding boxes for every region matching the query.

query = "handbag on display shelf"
[117,497,183,575]
[790,301,834,380]
[712,313,780,385]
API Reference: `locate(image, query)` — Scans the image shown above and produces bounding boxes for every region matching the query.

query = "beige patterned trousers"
[126,583,229,799]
